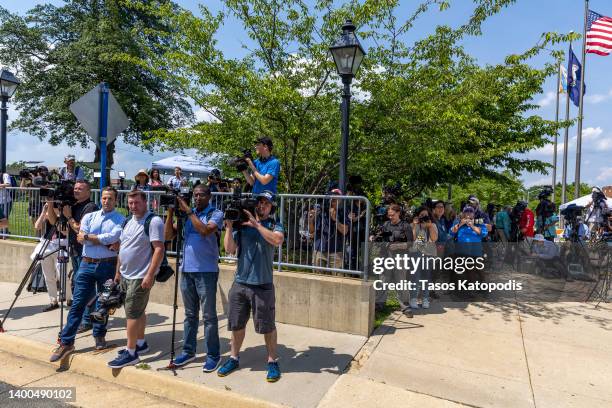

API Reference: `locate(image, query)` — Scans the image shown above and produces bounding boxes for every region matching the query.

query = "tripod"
[0,204,71,334]
[159,209,185,372]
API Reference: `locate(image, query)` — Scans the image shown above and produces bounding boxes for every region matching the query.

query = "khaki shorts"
[120,278,151,319]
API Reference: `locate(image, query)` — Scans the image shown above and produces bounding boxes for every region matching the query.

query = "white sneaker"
[409,299,418,309]
[422,299,430,309]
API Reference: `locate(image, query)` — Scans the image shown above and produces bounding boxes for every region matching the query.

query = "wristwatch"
[84,234,90,241]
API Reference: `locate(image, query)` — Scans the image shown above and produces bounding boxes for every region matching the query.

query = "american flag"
[586,10,612,56]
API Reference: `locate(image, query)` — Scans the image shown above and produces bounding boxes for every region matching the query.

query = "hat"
[64,154,76,161]
[256,190,276,203]
[329,188,343,196]
[462,206,475,213]
[210,169,221,178]
[135,169,149,180]
[467,195,480,206]
[534,234,545,242]
[254,136,273,149]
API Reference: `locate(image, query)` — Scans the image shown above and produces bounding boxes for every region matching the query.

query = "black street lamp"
[0,69,20,174]
[329,19,365,193]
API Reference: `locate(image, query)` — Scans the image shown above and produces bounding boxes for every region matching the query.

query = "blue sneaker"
[203,356,221,372]
[217,357,239,377]
[266,361,281,382]
[136,342,149,354]
[108,351,139,368]
[172,353,196,367]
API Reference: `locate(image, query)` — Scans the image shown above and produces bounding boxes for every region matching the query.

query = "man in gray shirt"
[108,190,165,368]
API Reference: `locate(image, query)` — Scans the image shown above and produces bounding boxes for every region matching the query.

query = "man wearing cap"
[243,137,281,194]
[60,155,85,182]
[207,169,222,193]
[218,190,285,382]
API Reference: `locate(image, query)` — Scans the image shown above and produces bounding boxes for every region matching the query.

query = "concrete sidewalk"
[0,282,366,408]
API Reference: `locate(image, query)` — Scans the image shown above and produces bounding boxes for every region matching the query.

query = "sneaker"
[136,341,149,354]
[50,343,74,362]
[94,336,107,350]
[401,307,414,318]
[203,356,221,372]
[266,361,281,383]
[422,299,430,309]
[409,299,418,309]
[77,324,92,334]
[172,353,196,367]
[108,351,140,368]
[217,357,239,377]
[43,303,59,312]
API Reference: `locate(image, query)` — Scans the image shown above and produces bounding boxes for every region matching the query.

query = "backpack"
[122,213,174,283]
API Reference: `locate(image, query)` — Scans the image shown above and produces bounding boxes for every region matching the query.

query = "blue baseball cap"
[256,190,276,203]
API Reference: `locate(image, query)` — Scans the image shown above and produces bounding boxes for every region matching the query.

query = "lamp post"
[329,20,365,193]
[0,69,20,174]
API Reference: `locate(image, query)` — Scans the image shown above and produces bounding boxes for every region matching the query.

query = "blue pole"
[99,82,109,189]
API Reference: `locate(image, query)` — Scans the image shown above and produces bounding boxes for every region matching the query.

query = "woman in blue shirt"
[449,206,488,292]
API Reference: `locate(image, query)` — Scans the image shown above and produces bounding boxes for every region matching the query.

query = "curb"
[0,333,282,408]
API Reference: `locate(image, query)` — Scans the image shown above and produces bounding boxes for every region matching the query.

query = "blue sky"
[3,0,612,189]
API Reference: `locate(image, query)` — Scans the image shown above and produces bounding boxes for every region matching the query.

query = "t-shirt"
[69,199,98,255]
[381,220,413,242]
[314,206,348,253]
[181,205,224,273]
[519,209,535,238]
[119,212,165,279]
[252,156,280,194]
[233,218,284,285]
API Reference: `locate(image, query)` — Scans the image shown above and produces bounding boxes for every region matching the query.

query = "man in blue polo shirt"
[164,184,224,372]
[243,136,280,194]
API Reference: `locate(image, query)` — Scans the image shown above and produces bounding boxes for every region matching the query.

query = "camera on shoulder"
[160,187,193,209]
[39,180,76,206]
[227,148,254,172]
[223,187,257,229]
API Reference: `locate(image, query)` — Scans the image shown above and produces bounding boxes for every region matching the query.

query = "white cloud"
[524,176,553,188]
[585,89,612,104]
[597,167,612,182]
[581,126,603,140]
[194,107,220,123]
[537,91,557,107]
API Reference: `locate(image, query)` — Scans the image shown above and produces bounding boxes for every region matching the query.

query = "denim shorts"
[227,282,276,334]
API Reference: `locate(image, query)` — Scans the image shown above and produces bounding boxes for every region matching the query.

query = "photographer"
[450,206,488,291]
[586,187,610,234]
[467,195,492,232]
[371,204,414,317]
[535,189,558,241]
[107,190,164,368]
[219,190,284,382]
[50,187,124,362]
[243,137,280,194]
[531,234,571,281]
[308,189,350,271]
[47,180,98,329]
[59,154,85,181]
[411,206,438,309]
[206,169,222,193]
[163,184,224,371]
[167,166,187,190]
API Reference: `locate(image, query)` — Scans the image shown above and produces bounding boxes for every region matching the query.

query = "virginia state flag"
[567,45,585,107]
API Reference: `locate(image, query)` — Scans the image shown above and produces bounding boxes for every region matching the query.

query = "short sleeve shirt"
[252,156,280,194]
[119,213,164,279]
[182,205,224,273]
[233,218,284,285]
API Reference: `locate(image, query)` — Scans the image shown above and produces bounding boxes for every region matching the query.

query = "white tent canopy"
[151,154,219,177]
[559,194,612,210]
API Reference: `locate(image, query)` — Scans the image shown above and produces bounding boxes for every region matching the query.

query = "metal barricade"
[0,187,372,279]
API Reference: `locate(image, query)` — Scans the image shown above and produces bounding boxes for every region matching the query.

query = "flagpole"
[552,65,561,203]
[561,41,573,207]
[574,0,589,199]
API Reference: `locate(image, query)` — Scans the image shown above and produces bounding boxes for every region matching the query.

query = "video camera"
[223,187,258,229]
[90,279,125,325]
[39,180,76,206]
[228,148,254,172]
[160,186,193,209]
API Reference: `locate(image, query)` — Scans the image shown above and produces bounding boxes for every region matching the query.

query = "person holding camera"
[167,166,187,190]
[535,190,558,241]
[243,137,280,194]
[206,169,222,193]
[372,204,414,317]
[47,180,98,327]
[449,206,488,291]
[107,190,165,368]
[411,206,438,309]
[164,184,224,371]
[60,154,85,181]
[50,187,124,362]
[218,190,284,382]
[308,189,350,271]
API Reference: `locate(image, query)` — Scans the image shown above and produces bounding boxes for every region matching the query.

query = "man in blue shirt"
[218,190,284,382]
[167,166,187,190]
[50,187,124,362]
[243,137,281,194]
[164,184,224,372]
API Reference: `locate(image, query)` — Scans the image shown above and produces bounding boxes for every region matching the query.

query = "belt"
[82,256,117,264]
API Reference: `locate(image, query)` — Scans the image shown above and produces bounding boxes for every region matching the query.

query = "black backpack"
[122,213,174,283]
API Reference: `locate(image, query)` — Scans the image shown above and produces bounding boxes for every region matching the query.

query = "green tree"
[130,0,574,196]
[0,0,192,177]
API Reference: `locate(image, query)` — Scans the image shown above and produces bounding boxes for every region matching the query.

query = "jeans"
[60,259,116,345]
[410,267,431,302]
[71,255,92,327]
[180,272,220,358]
